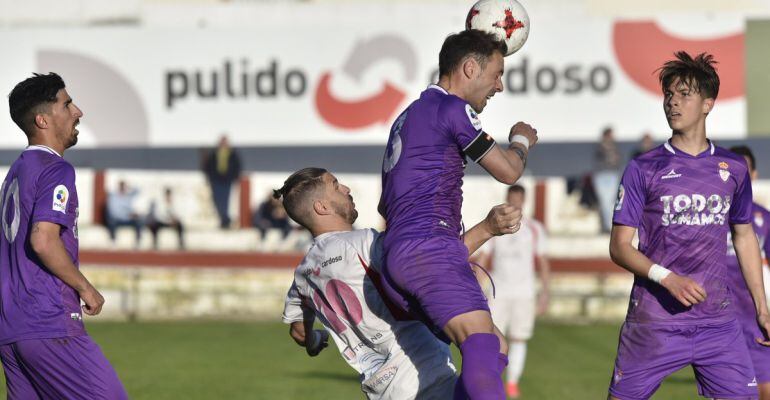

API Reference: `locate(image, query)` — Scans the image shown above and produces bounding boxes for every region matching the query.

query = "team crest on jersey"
[614,184,625,211]
[718,162,730,182]
[465,104,482,131]
[52,185,69,214]
[719,162,730,182]
[755,212,765,227]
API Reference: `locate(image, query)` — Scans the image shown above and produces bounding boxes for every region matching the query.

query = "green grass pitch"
[0,321,703,399]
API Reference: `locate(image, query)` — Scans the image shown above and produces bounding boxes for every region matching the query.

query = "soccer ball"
[465,0,530,56]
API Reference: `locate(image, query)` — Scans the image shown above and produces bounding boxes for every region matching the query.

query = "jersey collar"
[663,139,715,158]
[24,144,62,157]
[427,84,448,95]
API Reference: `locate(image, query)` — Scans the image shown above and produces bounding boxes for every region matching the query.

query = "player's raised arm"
[732,223,770,345]
[29,221,104,315]
[478,122,538,185]
[463,204,522,255]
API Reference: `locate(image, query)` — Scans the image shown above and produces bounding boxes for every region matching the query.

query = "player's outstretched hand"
[660,273,706,307]
[508,122,538,149]
[79,285,105,316]
[306,329,329,357]
[484,204,522,236]
[756,314,770,347]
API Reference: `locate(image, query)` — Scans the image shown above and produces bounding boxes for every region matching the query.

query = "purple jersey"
[0,146,84,344]
[725,203,770,321]
[378,85,496,247]
[613,141,753,324]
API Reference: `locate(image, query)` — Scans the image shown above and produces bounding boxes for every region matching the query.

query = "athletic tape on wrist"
[510,134,530,149]
[648,263,671,283]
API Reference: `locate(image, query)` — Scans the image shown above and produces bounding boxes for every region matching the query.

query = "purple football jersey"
[613,141,753,324]
[725,203,770,322]
[378,85,495,247]
[0,146,84,344]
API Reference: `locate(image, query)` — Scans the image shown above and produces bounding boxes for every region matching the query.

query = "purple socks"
[453,333,505,400]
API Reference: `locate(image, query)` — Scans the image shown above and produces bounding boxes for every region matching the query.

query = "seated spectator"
[147,187,185,250]
[252,193,292,239]
[106,180,143,248]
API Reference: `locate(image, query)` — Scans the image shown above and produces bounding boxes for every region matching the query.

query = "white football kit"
[479,218,547,340]
[282,228,456,399]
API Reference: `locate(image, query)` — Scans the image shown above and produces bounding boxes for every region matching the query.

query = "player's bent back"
[282,228,456,399]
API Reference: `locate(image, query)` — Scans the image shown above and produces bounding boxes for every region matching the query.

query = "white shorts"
[490,296,536,341]
[361,344,457,400]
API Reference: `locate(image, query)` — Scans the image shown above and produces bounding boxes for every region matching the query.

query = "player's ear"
[313,199,330,216]
[33,113,48,130]
[462,57,478,80]
[702,98,715,115]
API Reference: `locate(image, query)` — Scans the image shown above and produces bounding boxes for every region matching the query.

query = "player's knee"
[444,310,495,344]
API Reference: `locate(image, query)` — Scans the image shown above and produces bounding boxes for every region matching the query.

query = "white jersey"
[479,218,547,299]
[282,228,456,399]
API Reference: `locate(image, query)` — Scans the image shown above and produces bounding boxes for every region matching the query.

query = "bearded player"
[0,73,127,399]
[378,29,538,399]
[279,168,522,399]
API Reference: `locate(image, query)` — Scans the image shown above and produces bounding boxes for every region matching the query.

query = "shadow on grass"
[291,371,360,382]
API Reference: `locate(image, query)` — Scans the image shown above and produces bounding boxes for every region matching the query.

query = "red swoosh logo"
[613,21,744,99]
[315,72,405,130]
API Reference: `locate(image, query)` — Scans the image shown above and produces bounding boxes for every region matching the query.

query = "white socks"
[507,341,527,384]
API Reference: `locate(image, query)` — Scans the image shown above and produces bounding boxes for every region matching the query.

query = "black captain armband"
[463,131,496,163]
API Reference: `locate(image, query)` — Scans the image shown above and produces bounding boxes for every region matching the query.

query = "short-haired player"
[278,168,522,399]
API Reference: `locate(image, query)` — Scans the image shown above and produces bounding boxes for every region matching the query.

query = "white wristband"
[510,134,530,149]
[648,263,672,283]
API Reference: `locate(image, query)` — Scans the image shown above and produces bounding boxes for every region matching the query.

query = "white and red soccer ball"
[466,0,530,56]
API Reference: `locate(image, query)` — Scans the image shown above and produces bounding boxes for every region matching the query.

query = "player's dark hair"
[658,51,720,100]
[438,30,507,78]
[730,145,756,172]
[274,167,328,230]
[8,72,66,135]
[507,184,525,195]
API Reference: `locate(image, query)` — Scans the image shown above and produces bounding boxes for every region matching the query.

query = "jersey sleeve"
[612,160,646,228]
[729,168,753,225]
[32,161,77,228]
[281,280,305,324]
[441,99,496,163]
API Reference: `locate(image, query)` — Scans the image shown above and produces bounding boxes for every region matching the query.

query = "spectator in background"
[252,192,292,239]
[593,126,622,233]
[630,131,655,159]
[147,187,185,250]
[203,134,242,229]
[106,180,143,248]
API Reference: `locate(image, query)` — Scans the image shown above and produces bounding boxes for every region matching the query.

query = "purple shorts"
[738,315,770,384]
[0,335,127,400]
[609,319,758,400]
[381,236,489,332]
